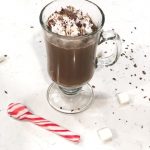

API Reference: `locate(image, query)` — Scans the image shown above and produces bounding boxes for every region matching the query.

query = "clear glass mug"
[40,0,121,113]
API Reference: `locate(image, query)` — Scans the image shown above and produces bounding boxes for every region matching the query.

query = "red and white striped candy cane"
[8,103,80,143]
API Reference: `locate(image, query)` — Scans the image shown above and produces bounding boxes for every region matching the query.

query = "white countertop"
[1,0,150,149]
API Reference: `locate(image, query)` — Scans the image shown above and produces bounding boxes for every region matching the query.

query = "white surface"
[117,93,130,105]
[98,127,113,142]
[1,0,150,150]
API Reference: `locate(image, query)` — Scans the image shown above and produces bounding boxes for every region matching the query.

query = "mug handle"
[96,30,121,68]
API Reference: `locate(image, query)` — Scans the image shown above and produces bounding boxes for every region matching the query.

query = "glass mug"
[40,0,121,113]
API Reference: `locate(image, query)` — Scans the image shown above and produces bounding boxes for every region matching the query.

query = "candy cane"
[8,103,80,143]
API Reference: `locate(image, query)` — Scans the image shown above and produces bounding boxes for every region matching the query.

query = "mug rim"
[39,0,105,39]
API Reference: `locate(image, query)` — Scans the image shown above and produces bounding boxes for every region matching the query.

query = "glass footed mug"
[40,0,121,113]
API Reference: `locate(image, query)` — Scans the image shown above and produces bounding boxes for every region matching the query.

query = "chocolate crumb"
[131,43,134,45]
[144,55,147,57]
[118,118,121,120]
[113,42,115,45]
[135,86,138,89]
[129,82,132,85]
[122,39,125,42]
[143,96,147,99]
[121,53,125,56]
[110,69,113,71]
[141,125,143,129]
[149,98,150,101]
[142,71,146,75]
[71,109,74,112]
[129,57,134,60]
[133,64,137,68]
[134,27,137,30]
[125,67,128,70]
[39,41,42,43]
[115,88,117,91]
[78,108,80,110]
[126,120,128,123]
[134,74,137,76]
[125,47,128,49]
[131,31,133,34]
[131,49,134,53]
[141,88,144,91]
[30,26,34,28]
[139,77,142,80]
[131,75,133,77]
[112,78,116,81]
[4,91,8,94]
[112,112,115,115]
[60,107,62,109]
[4,55,7,57]
[92,85,95,88]
[105,42,107,44]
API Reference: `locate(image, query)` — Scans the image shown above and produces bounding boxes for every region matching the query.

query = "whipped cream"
[47,6,97,36]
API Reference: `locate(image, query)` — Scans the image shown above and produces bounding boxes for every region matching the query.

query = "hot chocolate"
[45,6,98,87]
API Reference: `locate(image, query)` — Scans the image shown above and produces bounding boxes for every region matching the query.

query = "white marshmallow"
[97,127,113,142]
[117,93,130,105]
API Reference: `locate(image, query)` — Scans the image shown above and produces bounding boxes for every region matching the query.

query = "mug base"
[47,83,94,114]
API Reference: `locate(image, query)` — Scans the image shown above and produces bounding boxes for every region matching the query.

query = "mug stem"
[59,86,82,95]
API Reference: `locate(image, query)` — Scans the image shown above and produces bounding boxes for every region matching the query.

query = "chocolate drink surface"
[45,6,98,87]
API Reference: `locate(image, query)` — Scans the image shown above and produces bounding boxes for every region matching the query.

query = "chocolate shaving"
[112,78,116,81]
[142,71,146,75]
[133,64,137,68]
[4,91,8,94]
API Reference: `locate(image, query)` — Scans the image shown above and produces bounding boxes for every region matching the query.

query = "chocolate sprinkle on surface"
[141,88,144,91]
[142,71,146,75]
[139,77,142,80]
[112,78,116,81]
[133,64,137,68]
[4,91,8,94]
[92,85,95,88]
[4,55,7,57]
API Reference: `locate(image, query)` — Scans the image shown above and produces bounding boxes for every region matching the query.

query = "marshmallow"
[97,127,113,142]
[117,93,130,105]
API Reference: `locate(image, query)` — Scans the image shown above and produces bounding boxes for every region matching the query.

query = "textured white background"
[1,0,150,149]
